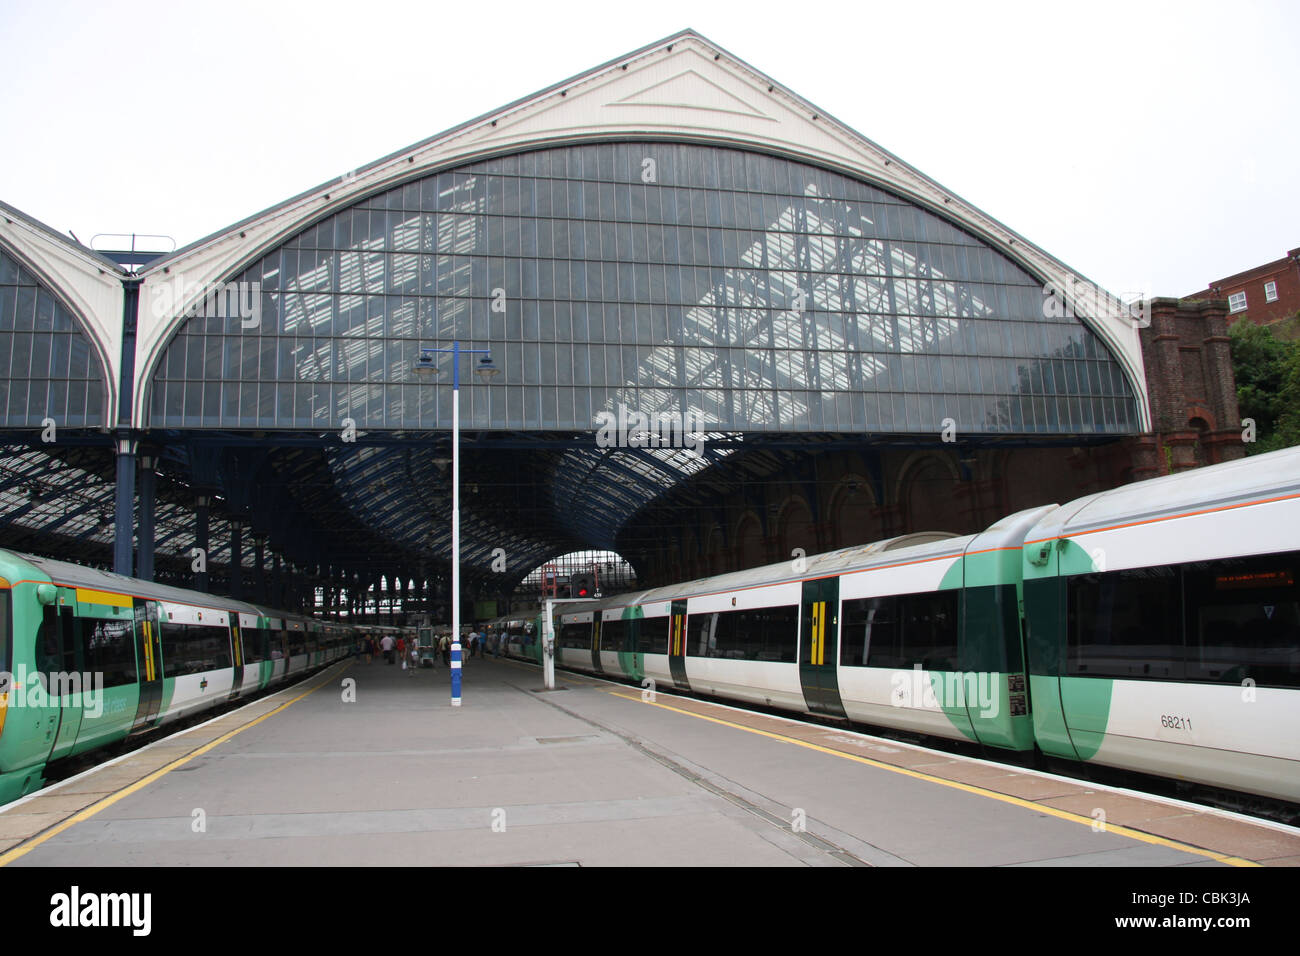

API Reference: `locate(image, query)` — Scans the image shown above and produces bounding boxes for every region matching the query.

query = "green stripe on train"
[1022,539,1110,760]
[68,684,139,757]
[937,554,1036,750]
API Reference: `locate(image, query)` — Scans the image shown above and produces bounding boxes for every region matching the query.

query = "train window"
[962,584,1023,673]
[842,597,893,667]
[689,613,717,657]
[559,620,592,649]
[850,591,959,670]
[243,627,271,664]
[36,607,64,678]
[36,606,82,687]
[601,619,627,653]
[160,622,233,676]
[1067,567,1184,680]
[80,618,137,688]
[688,607,798,661]
[753,606,798,662]
[1184,551,1300,688]
[903,593,958,670]
[636,616,670,654]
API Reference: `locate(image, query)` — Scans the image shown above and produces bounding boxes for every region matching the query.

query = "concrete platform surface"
[1,655,1296,867]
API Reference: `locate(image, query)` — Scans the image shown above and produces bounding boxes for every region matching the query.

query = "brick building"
[1126,297,1245,482]
[1187,247,1300,328]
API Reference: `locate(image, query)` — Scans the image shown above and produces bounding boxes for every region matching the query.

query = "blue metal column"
[113,433,136,577]
[137,453,156,581]
[112,273,142,579]
[451,638,462,706]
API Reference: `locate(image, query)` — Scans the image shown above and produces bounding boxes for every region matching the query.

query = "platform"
[1,654,1297,867]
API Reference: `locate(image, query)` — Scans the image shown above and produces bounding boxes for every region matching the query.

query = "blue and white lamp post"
[414,341,499,707]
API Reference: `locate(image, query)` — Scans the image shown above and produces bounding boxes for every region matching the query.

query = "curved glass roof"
[148,142,1139,436]
[132,142,1147,583]
[0,246,109,428]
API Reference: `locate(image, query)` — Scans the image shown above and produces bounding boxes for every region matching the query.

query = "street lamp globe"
[414,353,439,378]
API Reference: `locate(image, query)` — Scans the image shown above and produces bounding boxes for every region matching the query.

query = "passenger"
[381,633,396,664]
[439,633,450,666]
[408,640,419,676]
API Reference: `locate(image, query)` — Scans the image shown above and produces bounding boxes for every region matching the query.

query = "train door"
[44,594,83,761]
[799,577,847,718]
[131,598,163,732]
[590,617,603,674]
[620,608,643,683]
[229,614,248,700]
[668,600,691,691]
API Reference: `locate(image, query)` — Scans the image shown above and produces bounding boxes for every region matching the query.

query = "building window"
[1229,291,1248,313]
[1264,281,1278,303]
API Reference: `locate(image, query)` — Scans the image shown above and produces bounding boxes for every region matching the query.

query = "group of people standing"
[357,633,420,672]
[353,628,511,669]
[463,628,508,659]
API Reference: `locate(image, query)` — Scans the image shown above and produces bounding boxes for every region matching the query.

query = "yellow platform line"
[606,690,1259,867]
[0,663,348,866]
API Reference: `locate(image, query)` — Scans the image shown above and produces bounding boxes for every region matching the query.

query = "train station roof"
[0,30,1147,592]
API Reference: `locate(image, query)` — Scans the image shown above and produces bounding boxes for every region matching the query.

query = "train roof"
[6,550,265,615]
[560,505,1061,616]
[568,530,967,613]
[1,549,332,627]
[1030,445,1300,540]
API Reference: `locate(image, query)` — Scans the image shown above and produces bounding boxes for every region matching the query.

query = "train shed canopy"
[0,29,1148,597]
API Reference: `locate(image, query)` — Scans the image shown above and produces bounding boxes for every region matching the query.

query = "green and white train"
[0,553,356,804]
[526,446,1300,804]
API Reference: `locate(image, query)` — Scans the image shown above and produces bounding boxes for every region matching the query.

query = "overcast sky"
[2,0,1295,298]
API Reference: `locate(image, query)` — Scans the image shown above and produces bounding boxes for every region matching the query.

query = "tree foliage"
[1230,317,1300,453]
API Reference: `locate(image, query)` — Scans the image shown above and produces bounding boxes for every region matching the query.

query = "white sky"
[2,0,1296,297]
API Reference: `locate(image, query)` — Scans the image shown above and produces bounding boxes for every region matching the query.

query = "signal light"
[570,573,596,599]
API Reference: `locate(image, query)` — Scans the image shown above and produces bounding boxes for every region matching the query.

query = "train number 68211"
[1160,714,1192,730]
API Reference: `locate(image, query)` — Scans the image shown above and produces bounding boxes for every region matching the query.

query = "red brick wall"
[1188,248,1300,328]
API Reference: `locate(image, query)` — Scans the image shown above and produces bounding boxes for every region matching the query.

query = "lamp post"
[414,341,499,706]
